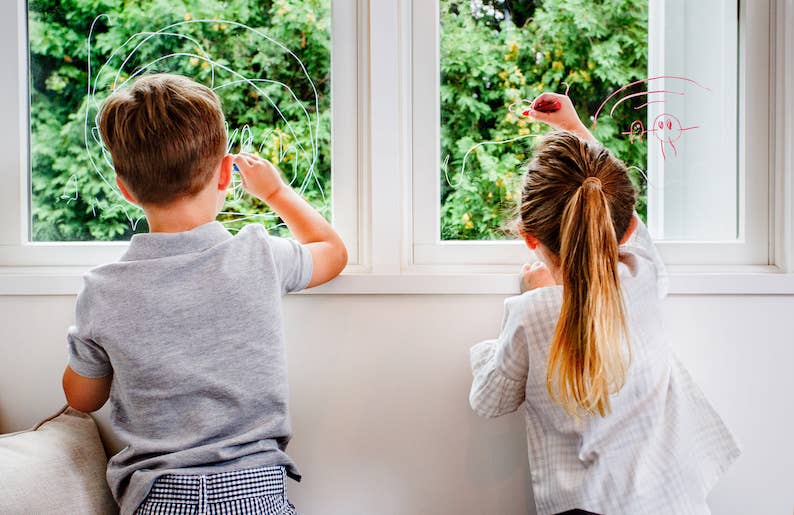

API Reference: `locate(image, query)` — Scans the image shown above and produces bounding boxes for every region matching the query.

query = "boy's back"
[62,72,347,514]
[69,222,312,513]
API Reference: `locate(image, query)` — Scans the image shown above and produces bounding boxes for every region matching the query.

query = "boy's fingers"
[241,151,270,164]
[235,152,256,167]
[233,154,255,171]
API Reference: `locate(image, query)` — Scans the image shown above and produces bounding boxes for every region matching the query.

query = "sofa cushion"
[0,404,118,514]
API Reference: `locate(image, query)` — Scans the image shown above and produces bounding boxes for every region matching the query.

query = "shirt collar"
[121,221,232,261]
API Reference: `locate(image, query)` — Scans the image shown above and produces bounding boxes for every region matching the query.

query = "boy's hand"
[234,152,286,203]
[234,151,348,288]
[520,261,556,293]
[527,92,595,142]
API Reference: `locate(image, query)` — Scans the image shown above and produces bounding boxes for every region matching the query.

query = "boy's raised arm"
[234,152,347,288]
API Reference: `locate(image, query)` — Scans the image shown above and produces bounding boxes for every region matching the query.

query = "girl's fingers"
[531,92,554,106]
[527,108,553,122]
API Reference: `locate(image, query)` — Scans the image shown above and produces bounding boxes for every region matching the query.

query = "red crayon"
[531,98,562,113]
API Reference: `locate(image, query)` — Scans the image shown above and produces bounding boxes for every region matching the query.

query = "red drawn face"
[652,113,683,142]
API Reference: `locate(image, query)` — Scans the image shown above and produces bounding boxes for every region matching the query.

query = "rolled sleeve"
[67,328,111,378]
[469,296,529,418]
[267,235,314,295]
[67,278,112,378]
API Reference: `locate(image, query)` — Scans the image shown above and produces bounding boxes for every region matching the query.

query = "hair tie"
[581,176,602,190]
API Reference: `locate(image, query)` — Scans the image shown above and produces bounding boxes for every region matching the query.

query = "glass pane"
[439,0,649,240]
[28,0,331,241]
[648,0,738,241]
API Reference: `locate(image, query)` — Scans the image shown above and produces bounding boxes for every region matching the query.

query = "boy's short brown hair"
[98,73,226,205]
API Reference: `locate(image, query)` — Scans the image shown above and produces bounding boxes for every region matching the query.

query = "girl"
[469,93,740,515]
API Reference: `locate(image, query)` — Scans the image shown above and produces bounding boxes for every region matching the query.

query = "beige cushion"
[0,405,118,514]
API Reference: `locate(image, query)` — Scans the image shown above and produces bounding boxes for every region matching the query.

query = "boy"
[61,73,347,514]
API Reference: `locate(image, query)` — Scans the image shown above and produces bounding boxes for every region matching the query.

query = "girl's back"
[469,120,739,515]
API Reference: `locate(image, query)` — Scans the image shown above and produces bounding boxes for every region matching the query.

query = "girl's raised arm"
[527,92,596,143]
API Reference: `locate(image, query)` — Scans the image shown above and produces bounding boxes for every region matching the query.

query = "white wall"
[1,293,793,514]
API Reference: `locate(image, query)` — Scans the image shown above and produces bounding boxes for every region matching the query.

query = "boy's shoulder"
[81,222,311,299]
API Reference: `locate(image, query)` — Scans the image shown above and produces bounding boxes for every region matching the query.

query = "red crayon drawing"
[593,75,710,160]
[506,77,708,161]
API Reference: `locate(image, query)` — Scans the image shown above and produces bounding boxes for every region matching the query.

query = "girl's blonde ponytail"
[547,177,629,416]
[519,131,635,417]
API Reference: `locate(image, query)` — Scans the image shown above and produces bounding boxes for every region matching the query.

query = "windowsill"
[1,264,794,296]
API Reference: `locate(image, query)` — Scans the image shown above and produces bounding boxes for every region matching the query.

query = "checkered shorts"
[134,465,297,515]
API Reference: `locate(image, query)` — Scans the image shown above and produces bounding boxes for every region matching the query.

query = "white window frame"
[0,0,363,267]
[1,0,793,295]
[645,0,769,266]
[410,0,777,269]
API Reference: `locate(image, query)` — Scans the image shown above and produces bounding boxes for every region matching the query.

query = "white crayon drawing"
[60,174,79,205]
[80,15,328,234]
[449,82,572,189]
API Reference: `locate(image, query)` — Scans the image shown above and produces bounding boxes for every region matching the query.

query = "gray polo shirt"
[66,221,313,515]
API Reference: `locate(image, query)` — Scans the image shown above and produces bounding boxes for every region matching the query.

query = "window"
[1,0,791,294]
[0,0,359,266]
[439,0,648,241]
[413,0,771,266]
[28,0,333,242]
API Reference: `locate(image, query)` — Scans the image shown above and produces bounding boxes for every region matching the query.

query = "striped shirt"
[469,220,740,515]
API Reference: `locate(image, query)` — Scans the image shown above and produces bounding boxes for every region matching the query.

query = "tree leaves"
[29,0,331,240]
[440,0,648,240]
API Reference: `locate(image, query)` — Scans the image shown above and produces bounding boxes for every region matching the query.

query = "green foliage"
[29,0,330,241]
[440,0,648,240]
[29,0,646,242]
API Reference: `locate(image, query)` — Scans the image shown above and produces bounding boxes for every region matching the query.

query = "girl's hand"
[233,152,286,203]
[520,261,556,293]
[527,92,595,142]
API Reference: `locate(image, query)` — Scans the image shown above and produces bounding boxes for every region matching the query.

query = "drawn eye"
[666,120,673,130]
[658,121,664,129]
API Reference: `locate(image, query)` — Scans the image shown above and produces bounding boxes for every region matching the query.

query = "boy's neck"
[143,196,218,233]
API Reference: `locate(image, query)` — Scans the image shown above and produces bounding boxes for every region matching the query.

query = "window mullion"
[0,0,25,248]
[367,0,406,273]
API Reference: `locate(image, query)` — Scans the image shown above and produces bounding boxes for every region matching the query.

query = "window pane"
[28,0,331,241]
[439,0,649,240]
[648,0,738,241]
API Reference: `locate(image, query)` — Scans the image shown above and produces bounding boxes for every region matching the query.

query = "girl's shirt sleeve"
[622,215,669,299]
[469,295,529,418]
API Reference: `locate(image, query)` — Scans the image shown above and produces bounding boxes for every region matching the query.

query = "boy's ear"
[619,215,638,244]
[115,176,138,205]
[217,154,233,191]
[520,230,541,250]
